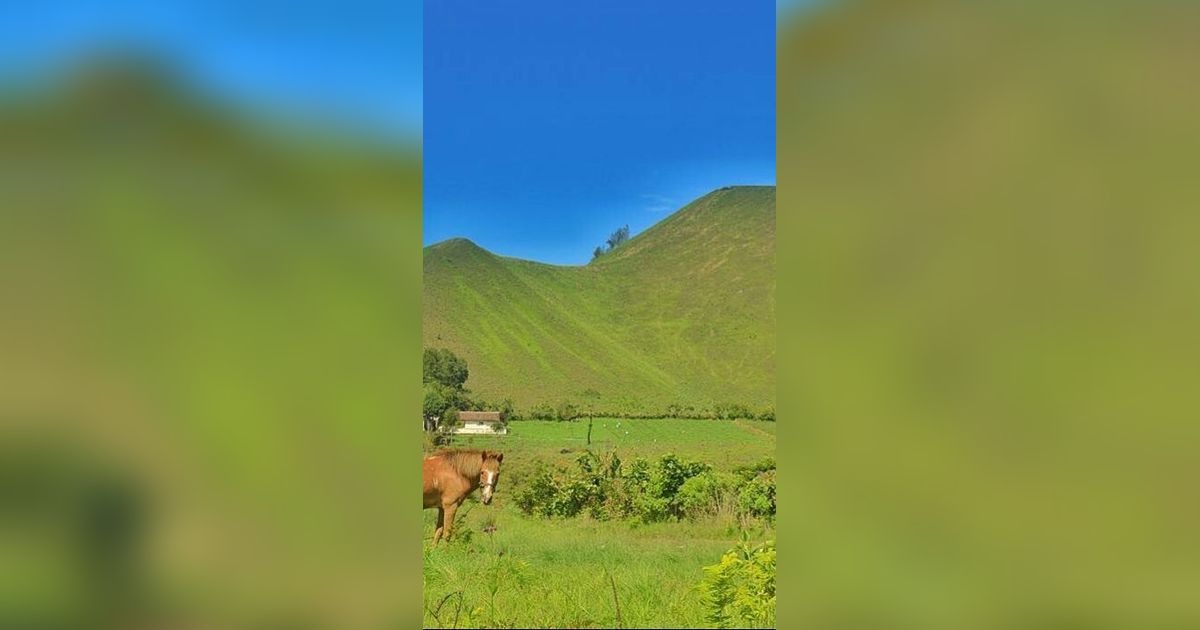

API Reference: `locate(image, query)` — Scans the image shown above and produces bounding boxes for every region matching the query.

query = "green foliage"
[604,224,630,251]
[441,407,461,429]
[423,382,473,429]
[422,382,449,420]
[713,402,754,420]
[733,457,776,482]
[423,187,775,414]
[423,347,469,389]
[698,538,776,628]
[736,470,775,522]
[556,401,578,421]
[527,402,557,421]
[423,348,476,430]
[512,452,754,524]
[678,471,738,520]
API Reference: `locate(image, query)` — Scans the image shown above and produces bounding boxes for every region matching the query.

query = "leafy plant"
[698,538,776,628]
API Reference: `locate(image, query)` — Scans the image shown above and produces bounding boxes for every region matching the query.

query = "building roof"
[459,411,503,422]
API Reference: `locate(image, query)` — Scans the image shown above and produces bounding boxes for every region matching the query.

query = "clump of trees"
[591,224,631,260]
[423,348,471,432]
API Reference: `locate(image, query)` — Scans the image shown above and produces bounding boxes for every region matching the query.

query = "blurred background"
[0,1,422,628]
[778,1,1200,628]
[4,0,1199,628]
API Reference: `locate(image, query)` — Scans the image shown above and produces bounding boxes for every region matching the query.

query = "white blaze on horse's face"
[480,471,495,504]
[479,453,502,505]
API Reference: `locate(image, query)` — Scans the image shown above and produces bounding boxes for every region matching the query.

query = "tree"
[423,382,448,421]
[592,245,605,260]
[423,347,468,389]
[605,225,630,251]
[423,348,472,431]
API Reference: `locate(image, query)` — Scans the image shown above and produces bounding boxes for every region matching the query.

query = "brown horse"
[423,449,504,545]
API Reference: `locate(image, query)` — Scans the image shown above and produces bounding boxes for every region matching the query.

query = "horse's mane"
[434,449,488,478]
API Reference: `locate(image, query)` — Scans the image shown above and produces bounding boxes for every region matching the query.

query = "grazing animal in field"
[423,449,504,545]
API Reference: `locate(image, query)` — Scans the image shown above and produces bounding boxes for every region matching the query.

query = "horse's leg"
[432,506,445,545]
[442,501,460,542]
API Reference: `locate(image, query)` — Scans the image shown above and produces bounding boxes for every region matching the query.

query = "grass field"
[424,419,775,628]
[450,417,774,470]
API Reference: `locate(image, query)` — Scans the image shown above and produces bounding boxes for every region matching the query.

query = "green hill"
[423,185,775,415]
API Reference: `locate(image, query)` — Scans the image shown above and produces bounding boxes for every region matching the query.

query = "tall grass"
[423,501,772,628]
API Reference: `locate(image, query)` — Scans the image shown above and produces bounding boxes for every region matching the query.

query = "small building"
[452,411,508,435]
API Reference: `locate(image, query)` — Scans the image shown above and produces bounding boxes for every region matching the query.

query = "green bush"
[736,471,775,522]
[713,403,754,420]
[556,401,578,421]
[733,457,775,482]
[678,471,737,520]
[698,538,776,628]
[513,452,711,523]
[528,403,556,421]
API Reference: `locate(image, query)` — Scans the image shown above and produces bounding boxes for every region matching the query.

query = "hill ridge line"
[422,184,775,267]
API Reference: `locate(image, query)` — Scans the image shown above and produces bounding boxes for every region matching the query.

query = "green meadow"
[424,419,776,628]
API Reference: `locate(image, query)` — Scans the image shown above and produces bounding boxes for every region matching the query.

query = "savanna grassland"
[422,186,775,415]
[424,419,776,628]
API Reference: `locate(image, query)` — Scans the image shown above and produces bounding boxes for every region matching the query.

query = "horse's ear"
[497,452,504,463]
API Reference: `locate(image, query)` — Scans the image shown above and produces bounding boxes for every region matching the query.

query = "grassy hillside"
[422,186,775,414]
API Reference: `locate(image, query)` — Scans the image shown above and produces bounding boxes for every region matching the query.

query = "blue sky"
[0,1,422,140]
[424,0,775,265]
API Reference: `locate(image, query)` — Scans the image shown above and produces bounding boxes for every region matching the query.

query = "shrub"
[678,471,737,520]
[528,403,556,421]
[736,470,775,522]
[733,457,775,482]
[713,403,754,420]
[514,465,560,518]
[556,401,578,421]
[698,538,776,628]
[513,452,711,523]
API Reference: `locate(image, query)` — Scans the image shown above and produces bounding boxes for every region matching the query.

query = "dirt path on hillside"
[734,420,774,439]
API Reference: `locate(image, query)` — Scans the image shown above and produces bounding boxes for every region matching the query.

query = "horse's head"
[479,450,504,505]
